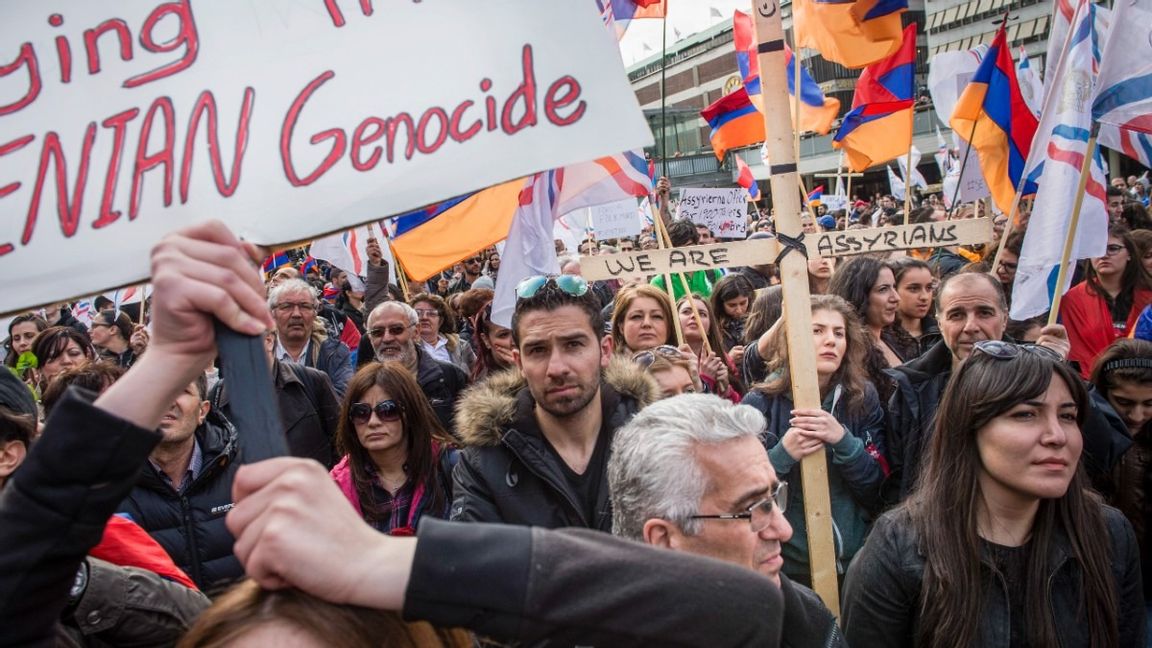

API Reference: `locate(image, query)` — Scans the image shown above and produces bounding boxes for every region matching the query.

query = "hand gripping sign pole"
[751,1,839,609]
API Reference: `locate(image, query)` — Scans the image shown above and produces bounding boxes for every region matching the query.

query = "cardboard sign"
[0,1,652,313]
[589,198,641,239]
[581,218,993,281]
[677,188,748,238]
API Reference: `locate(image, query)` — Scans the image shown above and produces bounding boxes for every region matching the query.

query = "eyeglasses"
[1104,243,1125,256]
[349,400,403,425]
[465,257,483,264]
[972,340,1062,363]
[515,274,589,299]
[689,482,789,533]
[414,308,439,318]
[274,302,317,313]
[998,261,1018,272]
[368,323,413,338]
[631,345,685,369]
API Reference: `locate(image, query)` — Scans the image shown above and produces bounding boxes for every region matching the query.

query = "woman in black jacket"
[842,341,1144,647]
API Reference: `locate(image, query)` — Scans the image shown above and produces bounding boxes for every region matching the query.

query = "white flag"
[887,166,906,200]
[934,126,950,176]
[309,226,392,292]
[898,146,929,189]
[1012,1,1110,320]
[492,175,562,329]
[928,44,989,126]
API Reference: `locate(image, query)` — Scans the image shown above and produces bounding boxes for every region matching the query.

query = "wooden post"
[1047,130,1098,325]
[989,174,1030,276]
[138,283,148,325]
[648,202,686,345]
[752,1,839,609]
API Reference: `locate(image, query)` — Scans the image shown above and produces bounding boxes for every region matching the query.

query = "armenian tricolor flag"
[833,24,917,172]
[732,11,841,135]
[736,157,761,201]
[261,252,292,275]
[794,0,907,69]
[806,185,825,206]
[701,88,765,160]
[950,25,1039,214]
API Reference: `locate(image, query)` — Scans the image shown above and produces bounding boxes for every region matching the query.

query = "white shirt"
[421,336,452,365]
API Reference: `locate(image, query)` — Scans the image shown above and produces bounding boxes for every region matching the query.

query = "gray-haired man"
[609,394,844,646]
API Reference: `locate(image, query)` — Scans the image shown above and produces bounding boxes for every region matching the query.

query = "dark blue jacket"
[117,411,243,593]
[742,382,886,586]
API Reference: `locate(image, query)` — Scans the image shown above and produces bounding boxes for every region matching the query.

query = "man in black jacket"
[885,271,1128,503]
[364,301,468,436]
[451,276,658,531]
[117,374,244,592]
[609,394,844,647]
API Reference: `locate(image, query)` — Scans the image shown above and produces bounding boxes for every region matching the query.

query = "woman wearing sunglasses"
[842,340,1143,647]
[740,295,886,588]
[1062,224,1152,378]
[330,362,456,536]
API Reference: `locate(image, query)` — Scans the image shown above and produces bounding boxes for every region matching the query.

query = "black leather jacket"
[841,505,1145,647]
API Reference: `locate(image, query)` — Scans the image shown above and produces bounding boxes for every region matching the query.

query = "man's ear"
[642,518,681,549]
[198,400,210,425]
[0,440,28,481]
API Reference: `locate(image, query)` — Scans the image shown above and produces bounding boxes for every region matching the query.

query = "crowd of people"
[2,172,1152,647]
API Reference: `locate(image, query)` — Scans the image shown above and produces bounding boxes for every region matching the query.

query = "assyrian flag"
[310,226,393,292]
[1012,0,1109,320]
[887,165,906,200]
[71,300,94,328]
[898,145,929,189]
[934,126,951,176]
[1092,0,1152,164]
[1016,48,1044,118]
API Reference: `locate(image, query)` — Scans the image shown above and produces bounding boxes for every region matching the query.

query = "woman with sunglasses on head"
[842,340,1143,648]
[630,347,699,400]
[677,294,742,401]
[1062,224,1152,378]
[740,295,886,588]
[331,362,456,536]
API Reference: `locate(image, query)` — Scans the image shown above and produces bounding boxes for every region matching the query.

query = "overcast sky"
[618,0,750,66]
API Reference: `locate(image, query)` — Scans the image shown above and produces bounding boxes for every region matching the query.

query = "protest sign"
[581,218,993,281]
[0,0,652,313]
[589,198,641,239]
[677,188,748,238]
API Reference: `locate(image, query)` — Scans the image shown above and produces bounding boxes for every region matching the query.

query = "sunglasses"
[515,274,589,299]
[368,323,412,338]
[631,345,685,369]
[349,400,403,425]
[1103,244,1125,256]
[972,340,1062,363]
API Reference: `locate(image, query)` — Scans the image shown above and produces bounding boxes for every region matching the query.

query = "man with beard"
[363,301,468,436]
[451,275,658,531]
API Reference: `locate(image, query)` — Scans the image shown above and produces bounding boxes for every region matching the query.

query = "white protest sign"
[0,1,652,313]
[677,188,748,238]
[822,194,848,213]
[587,197,641,239]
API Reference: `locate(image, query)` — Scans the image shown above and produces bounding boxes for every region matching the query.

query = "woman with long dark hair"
[4,314,47,384]
[842,341,1143,647]
[709,274,756,356]
[676,294,741,400]
[885,258,941,362]
[331,362,455,536]
[468,302,515,383]
[741,294,886,588]
[30,326,96,395]
[1062,224,1152,377]
[828,256,899,403]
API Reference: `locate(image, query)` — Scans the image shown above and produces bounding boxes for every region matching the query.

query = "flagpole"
[792,40,811,222]
[659,10,668,179]
[647,202,687,346]
[138,283,148,325]
[946,119,979,218]
[1046,128,1099,326]
[989,169,1031,275]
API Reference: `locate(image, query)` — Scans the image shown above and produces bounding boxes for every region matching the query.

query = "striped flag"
[1092,0,1152,160]
[736,157,761,201]
[1016,47,1044,118]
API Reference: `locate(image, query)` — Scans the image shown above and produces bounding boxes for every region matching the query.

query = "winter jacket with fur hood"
[450,357,658,531]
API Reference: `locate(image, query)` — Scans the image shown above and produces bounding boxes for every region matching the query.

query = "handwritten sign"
[589,198,641,239]
[0,1,652,313]
[581,218,993,281]
[677,188,748,238]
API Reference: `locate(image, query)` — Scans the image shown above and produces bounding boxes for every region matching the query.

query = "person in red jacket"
[1062,224,1152,377]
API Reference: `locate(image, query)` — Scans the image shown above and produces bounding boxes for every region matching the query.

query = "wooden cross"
[581,218,992,282]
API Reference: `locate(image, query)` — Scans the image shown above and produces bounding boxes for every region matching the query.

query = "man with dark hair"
[1107,185,1127,224]
[996,229,1026,309]
[452,275,658,531]
[117,373,245,591]
[651,219,724,299]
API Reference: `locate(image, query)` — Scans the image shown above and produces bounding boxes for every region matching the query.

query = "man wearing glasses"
[609,394,843,646]
[451,275,658,531]
[268,279,353,397]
